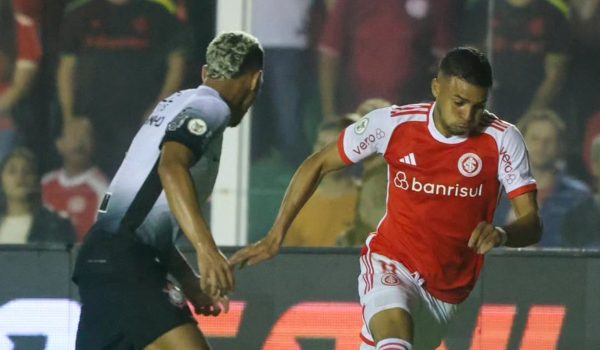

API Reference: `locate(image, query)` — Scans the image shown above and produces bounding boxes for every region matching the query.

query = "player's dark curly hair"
[439,47,493,88]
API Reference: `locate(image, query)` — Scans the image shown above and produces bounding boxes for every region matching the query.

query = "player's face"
[432,75,488,137]
[523,120,560,170]
[593,156,600,180]
[59,123,94,165]
[1,155,38,201]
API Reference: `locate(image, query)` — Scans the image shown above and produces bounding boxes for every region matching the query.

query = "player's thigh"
[369,307,414,343]
[359,252,422,344]
[144,323,210,350]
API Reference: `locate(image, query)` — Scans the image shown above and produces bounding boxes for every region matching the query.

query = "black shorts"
[74,231,195,350]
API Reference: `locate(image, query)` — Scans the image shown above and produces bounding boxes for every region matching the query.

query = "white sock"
[376,338,412,350]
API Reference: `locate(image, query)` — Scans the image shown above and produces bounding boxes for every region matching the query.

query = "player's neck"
[203,80,246,110]
[432,107,452,137]
[5,199,33,217]
[63,162,93,178]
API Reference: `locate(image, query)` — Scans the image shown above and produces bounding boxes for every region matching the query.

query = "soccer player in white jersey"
[72,31,262,350]
[231,47,542,350]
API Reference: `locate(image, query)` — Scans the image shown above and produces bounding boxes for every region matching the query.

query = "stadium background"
[1,0,599,349]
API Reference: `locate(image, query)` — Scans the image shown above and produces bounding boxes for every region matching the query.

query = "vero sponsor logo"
[352,128,386,155]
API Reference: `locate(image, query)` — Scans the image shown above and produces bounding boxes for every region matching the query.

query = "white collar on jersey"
[196,85,221,98]
[427,102,469,145]
[56,167,99,187]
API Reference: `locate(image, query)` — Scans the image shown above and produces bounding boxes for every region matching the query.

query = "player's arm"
[501,191,542,247]
[525,53,568,115]
[157,50,186,101]
[57,54,78,123]
[0,60,38,114]
[319,52,340,121]
[229,142,348,267]
[158,141,234,297]
[468,192,542,254]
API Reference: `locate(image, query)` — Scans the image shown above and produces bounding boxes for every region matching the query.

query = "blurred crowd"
[0,0,598,248]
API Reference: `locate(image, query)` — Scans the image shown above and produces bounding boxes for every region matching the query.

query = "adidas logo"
[399,153,417,166]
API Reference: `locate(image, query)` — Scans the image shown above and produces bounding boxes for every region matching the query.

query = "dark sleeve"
[545,5,570,54]
[160,107,223,160]
[152,4,188,54]
[459,0,487,48]
[28,209,76,244]
[58,9,83,54]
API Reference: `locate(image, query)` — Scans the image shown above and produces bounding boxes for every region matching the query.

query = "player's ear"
[250,70,263,92]
[431,77,440,99]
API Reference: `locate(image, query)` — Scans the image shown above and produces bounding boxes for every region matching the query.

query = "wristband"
[495,226,508,247]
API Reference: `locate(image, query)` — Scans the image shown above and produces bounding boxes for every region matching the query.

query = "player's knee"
[369,307,414,343]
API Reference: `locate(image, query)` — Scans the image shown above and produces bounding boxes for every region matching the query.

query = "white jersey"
[94,85,230,251]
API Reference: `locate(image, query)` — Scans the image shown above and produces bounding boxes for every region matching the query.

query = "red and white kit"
[42,167,108,241]
[337,102,536,347]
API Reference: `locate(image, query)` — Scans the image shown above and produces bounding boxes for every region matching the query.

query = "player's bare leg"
[369,307,414,349]
[144,323,210,350]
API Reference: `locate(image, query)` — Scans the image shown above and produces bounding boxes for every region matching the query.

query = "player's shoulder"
[361,102,430,125]
[480,111,520,141]
[389,102,432,121]
[183,87,230,122]
[41,169,61,185]
[163,87,230,134]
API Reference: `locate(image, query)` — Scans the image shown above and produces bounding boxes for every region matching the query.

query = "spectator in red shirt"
[318,0,454,121]
[0,0,41,163]
[42,118,108,240]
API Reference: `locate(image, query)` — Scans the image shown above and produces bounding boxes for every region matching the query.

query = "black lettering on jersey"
[98,192,111,213]
[147,114,165,127]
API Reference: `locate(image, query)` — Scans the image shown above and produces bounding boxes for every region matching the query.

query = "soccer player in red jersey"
[231,47,542,350]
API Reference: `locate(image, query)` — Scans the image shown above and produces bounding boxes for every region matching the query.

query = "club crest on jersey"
[381,273,401,286]
[188,118,208,136]
[354,117,369,135]
[458,153,483,177]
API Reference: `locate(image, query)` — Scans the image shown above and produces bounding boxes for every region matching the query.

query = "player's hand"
[468,221,504,255]
[184,281,230,317]
[197,248,234,298]
[229,233,282,269]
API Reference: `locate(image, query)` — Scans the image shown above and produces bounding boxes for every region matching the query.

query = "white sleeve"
[497,125,537,199]
[337,107,393,164]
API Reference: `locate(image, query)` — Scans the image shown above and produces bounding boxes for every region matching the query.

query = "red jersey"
[337,102,536,303]
[42,167,109,241]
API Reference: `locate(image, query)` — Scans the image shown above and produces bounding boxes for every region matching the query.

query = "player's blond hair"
[205,31,263,80]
